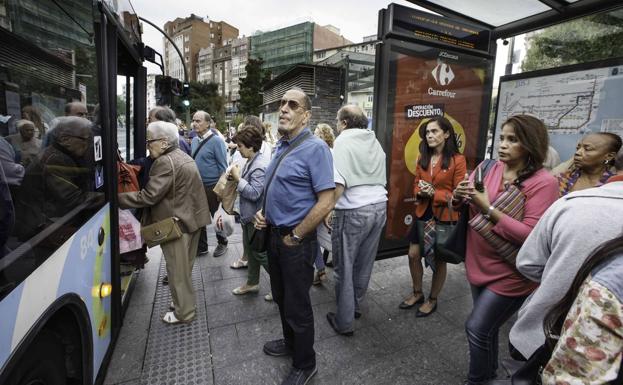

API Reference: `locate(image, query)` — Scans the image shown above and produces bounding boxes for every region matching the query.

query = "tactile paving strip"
[140,257,213,385]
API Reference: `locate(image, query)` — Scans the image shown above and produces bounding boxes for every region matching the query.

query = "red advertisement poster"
[385,47,491,240]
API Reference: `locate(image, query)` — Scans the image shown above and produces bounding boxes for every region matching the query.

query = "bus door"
[373,4,495,259]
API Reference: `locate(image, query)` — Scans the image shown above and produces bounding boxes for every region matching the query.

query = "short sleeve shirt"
[265,128,335,227]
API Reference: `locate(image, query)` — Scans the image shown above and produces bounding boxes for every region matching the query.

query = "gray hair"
[50,116,92,140]
[149,106,176,123]
[16,119,36,132]
[148,121,179,148]
[338,105,368,129]
[194,110,212,123]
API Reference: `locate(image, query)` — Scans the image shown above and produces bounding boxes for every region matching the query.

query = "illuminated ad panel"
[384,45,491,240]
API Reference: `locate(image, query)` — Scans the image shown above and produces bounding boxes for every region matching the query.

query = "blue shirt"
[264,128,335,227]
[191,133,227,186]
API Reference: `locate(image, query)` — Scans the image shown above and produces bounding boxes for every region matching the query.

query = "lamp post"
[138,16,190,127]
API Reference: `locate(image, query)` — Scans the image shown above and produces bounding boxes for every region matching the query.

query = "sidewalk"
[103,225,514,385]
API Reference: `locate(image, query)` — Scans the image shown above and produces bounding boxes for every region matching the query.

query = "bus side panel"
[0,204,111,384]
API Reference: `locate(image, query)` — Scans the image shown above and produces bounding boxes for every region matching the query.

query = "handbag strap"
[192,132,216,159]
[259,131,312,214]
[241,152,260,179]
[166,154,178,219]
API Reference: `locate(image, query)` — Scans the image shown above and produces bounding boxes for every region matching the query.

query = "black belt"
[270,225,295,236]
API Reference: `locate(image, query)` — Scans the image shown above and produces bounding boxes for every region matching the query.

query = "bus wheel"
[9,330,66,385]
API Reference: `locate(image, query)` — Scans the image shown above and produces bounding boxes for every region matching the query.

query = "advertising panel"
[384,44,492,240]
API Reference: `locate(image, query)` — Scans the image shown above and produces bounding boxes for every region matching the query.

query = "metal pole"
[138,16,190,126]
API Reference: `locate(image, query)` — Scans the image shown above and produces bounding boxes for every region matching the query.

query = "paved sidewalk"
[104,225,514,385]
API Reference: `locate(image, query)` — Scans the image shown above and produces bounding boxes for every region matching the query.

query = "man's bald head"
[65,102,88,118]
[336,104,368,133]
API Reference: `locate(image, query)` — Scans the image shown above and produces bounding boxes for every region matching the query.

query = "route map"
[493,64,623,160]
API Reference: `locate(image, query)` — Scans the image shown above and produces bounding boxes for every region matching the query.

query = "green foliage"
[238,58,271,116]
[172,81,226,129]
[116,95,126,126]
[522,12,623,72]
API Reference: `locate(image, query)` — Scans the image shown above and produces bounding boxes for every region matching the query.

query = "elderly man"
[191,110,228,256]
[7,119,41,167]
[255,88,335,385]
[65,101,88,118]
[119,121,210,323]
[13,117,93,240]
[325,105,387,336]
[509,146,623,360]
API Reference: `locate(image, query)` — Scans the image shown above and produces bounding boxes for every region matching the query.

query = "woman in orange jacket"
[399,116,467,316]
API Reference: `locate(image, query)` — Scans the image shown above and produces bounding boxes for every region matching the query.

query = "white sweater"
[510,182,623,358]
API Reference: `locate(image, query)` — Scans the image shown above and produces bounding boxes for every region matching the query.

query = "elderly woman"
[229,125,270,296]
[556,133,622,195]
[119,121,210,324]
[453,115,560,385]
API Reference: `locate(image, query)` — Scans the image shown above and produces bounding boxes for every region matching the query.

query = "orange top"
[413,154,467,222]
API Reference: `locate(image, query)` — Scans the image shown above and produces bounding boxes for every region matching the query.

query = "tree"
[238,58,271,116]
[522,12,623,72]
[172,81,226,130]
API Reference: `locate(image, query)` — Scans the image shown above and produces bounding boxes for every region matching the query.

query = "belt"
[270,225,295,236]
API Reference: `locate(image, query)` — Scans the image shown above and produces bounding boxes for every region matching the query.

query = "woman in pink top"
[453,115,559,385]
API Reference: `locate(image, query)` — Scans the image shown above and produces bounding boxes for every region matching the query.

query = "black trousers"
[268,226,316,370]
[199,183,227,252]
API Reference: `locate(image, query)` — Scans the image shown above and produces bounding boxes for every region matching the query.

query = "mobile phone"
[475,166,484,192]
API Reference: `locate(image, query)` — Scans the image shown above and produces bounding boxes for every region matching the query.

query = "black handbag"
[435,203,468,264]
[511,343,553,385]
[250,131,312,253]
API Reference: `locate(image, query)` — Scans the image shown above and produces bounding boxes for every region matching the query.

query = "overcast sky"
[131,0,419,73]
[129,0,512,83]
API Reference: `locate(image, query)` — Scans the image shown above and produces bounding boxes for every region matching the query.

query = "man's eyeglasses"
[280,99,303,111]
[146,137,165,144]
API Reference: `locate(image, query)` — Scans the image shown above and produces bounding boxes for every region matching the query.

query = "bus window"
[117,75,135,161]
[0,0,105,299]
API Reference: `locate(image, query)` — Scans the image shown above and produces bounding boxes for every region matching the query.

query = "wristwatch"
[483,205,495,220]
[290,231,304,244]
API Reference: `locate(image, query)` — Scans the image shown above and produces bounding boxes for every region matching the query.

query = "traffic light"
[182,82,190,107]
[155,75,171,106]
[170,78,182,96]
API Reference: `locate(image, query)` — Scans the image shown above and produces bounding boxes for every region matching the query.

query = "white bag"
[214,204,235,238]
[118,209,143,253]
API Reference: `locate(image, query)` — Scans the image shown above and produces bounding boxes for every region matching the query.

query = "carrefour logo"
[431,60,455,86]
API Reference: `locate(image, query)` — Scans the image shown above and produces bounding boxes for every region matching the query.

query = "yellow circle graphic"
[404,113,466,175]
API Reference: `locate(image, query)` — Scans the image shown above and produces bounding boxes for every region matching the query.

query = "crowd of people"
[120,87,622,385]
[4,87,621,385]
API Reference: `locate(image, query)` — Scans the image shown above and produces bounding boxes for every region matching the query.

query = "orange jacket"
[413,154,467,222]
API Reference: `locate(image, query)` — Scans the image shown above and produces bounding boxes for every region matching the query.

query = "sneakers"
[213,243,228,258]
[232,284,259,295]
[263,338,292,357]
[264,293,273,301]
[280,366,317,385]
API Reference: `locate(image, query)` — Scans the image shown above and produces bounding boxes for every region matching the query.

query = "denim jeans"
[465,285,527,384]
[268,226,317,370]
[332,202,387,332]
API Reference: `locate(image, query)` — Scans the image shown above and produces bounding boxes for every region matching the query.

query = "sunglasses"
[279,98,303,110]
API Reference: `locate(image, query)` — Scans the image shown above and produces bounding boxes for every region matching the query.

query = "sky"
[128,0,517,86]
[131,0,420,73]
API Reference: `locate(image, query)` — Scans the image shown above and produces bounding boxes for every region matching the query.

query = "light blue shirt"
[264,128,335,227]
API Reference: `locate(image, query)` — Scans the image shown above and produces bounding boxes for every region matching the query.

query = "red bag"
[118,162,141,193]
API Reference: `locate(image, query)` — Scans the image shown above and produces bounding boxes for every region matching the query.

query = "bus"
[0,1,147,384]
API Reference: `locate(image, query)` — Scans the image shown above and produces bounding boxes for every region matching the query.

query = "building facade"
[250,22,352,77]
[261,64,344,136]
[146,74,157,113]
[163,14,238,82]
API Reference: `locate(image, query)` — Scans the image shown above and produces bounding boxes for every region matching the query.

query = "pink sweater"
[465,161,559,297]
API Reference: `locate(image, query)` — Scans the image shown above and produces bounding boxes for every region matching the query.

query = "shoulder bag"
[250,131,312,253]
[140,155,183,248]
[430,159,497,264]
